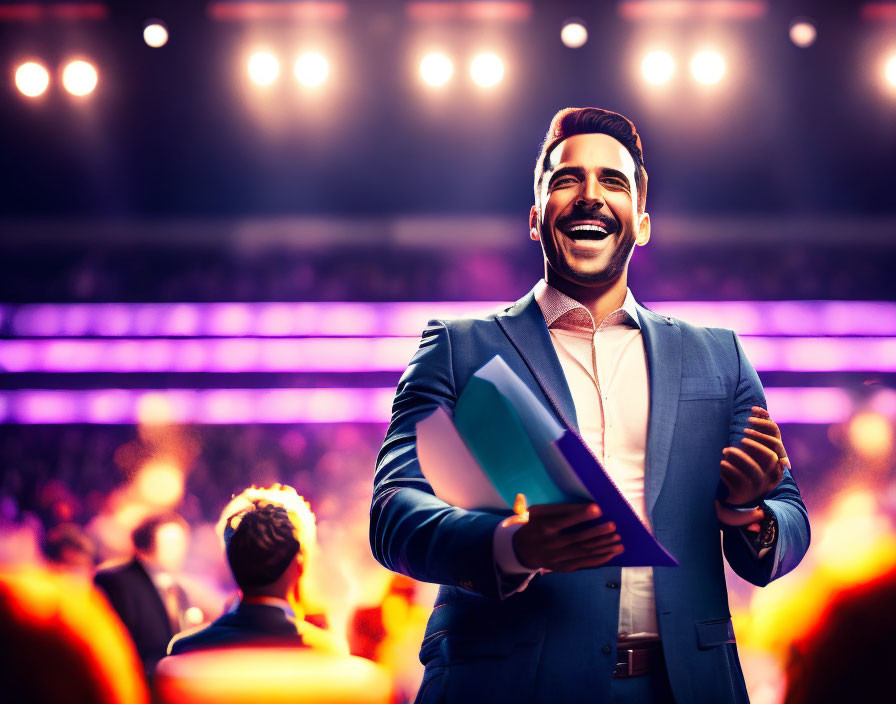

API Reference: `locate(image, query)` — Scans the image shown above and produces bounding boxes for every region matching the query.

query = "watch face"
[757,502,778,550]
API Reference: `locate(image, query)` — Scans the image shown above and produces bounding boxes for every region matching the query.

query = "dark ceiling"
[0,0,893,217]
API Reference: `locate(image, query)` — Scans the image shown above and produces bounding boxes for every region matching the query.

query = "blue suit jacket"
[167,602,304,656]
[370,287,810,704]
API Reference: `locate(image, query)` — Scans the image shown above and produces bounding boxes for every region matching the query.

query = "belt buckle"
[613,648,635,678]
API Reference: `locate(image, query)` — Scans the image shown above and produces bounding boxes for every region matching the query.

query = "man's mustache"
[556,208,619,234]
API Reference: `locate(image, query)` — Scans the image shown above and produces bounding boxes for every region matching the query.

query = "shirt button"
[606,581,619,589]
[601,644,612,655]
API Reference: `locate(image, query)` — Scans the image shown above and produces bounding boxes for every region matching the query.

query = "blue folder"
[453,355,677,568]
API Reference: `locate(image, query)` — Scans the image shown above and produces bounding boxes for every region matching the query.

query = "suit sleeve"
[720,331,811,587]
[370,321,507,599]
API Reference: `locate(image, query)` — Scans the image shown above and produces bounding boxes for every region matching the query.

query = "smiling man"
[370,107,810,704]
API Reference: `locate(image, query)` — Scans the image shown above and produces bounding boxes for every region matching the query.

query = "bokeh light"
[294,52,329,87]
[184,606,204,625]
[847,411,893,461]
[789,19,817,49]
[690,49,726,85]
[153,521,189,572]
[419,52,453,87]
[61,60,98,97]
[14,61,50,98]
[247,51,280,86]
[560,20,588,49]
[143,21,169,49]
[886,54,896,90]
[470,52,504,88]
[135,460,184,507]
[641,50,675,85]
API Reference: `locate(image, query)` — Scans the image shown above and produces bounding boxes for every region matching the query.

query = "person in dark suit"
[370,107,810,703]
[94,512,190,678]
[168,484,339,656]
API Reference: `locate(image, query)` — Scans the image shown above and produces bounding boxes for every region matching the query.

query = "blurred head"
[0,568,149,704]
[216,485,316,600]
[529,107,650,290]
[45,523,96,576]
[131,512,189,573]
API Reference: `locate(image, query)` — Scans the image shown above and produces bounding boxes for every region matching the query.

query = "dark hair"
[224,502,301,590]
[45,523,95,564]
[131,512,187,553]
[534,107,648,213]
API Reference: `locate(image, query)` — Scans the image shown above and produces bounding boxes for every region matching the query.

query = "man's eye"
[552,177,576,187]
[603,178,627,188]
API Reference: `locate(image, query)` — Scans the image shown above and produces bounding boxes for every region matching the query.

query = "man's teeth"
[568,224,608,233]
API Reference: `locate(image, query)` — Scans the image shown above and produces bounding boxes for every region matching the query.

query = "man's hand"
[511,502,623,573]
[716,406,788,526]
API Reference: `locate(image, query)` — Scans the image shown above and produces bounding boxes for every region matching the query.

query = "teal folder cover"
[452,355,677,568]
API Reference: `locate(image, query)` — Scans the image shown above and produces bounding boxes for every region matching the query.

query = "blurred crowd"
[1,243,895,304]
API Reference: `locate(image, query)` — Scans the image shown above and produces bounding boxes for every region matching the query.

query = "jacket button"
[606,581,619,589]
[601,644,612,655]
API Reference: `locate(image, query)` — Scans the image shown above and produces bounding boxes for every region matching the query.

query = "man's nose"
[576,175,605,208]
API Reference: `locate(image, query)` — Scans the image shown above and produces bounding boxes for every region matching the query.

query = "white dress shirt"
[493,280,658,638]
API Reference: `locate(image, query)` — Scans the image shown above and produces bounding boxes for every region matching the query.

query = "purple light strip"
[0,387,862,425]
[2,336,896,373]
[3,300,895,338]
[0,388,396,425]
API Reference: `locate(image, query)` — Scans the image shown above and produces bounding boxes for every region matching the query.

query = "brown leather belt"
[613,638,664,679]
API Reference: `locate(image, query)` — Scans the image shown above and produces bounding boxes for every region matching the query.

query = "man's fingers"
[715,500,764,526]
[743,428,786,457]
[740,437,778,470]
[538,503,603,534]
[751,406,770,419]
[528,502,597,519]
[561,520,617,544]
[747,416,782,439]
[552,544,625,573]
[723,446,764,482]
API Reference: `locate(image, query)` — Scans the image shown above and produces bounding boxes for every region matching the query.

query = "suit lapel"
[495,289,579,433]
[638,305,682,519]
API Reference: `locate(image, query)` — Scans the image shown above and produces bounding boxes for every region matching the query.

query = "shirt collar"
[533,279,641,332]
[241,596,296,618]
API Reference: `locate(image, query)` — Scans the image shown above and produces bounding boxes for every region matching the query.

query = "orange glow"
[846,411,893,460]
[619,1,767,20]
[0,567,149,704]
[135,460,185,506]
[155,648,391,703]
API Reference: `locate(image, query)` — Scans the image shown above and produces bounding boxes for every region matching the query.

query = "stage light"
[847,411,893,461]
[690,50,725,85]
[294,52,329,87]
[143,20,169,48]
[248,51,279,86]
[470,52,504,88]
[886,54,896,90]
[136,461,184,507]
[560,19,588,49]
[789,19,816,49]
[641,50,675,85]
[61,59,98,96]
[14,61,50,98]
[419,52,453,87]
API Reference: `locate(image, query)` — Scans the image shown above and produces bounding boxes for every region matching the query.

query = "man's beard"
[539,216,636,287]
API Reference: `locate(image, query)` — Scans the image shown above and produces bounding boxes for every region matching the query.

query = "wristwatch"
[749,500,778,553]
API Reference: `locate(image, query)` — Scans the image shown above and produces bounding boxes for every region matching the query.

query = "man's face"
[531,132,649,288]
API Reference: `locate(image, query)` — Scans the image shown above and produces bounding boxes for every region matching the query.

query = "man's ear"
[529,205,540,241]
[635,211,651,247]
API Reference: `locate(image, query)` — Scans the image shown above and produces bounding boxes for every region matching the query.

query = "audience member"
[45,522,97,576]
[783,566,896,704]
[94,512,191,677]
[0,566,149,704]
[168,484,342,655]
